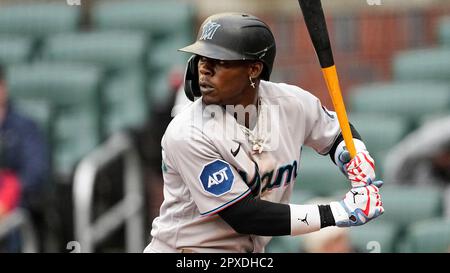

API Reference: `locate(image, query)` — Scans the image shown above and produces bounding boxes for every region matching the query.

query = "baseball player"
[144,12,384,253]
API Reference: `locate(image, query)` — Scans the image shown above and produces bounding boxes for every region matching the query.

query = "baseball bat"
[297,0,357,158]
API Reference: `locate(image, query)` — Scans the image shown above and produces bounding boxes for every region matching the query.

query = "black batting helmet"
[179,12,276,101]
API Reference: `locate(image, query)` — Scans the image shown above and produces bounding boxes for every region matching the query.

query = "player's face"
[197,56,257,106]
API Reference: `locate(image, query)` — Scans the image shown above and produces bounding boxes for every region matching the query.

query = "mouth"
[199,82,215,95]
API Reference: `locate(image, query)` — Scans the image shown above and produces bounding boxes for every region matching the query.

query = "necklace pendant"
[252,143,263,154]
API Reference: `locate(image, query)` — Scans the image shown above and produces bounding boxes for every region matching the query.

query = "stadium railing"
[0,208,38,253]
[73,131,145,253]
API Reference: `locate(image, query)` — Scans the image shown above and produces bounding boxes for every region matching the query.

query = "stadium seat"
[393,48,450,82]
[6,62,101,110]
[42,31,151,136]
[347,112,410,172]
[6,62,103,176]
[42,31,149,70]
[401,218,450,253]
[349,221,400,253]
[378,185,443,230]
[438,16,450,47]
[102,70,149,135]
[91,0,196,110]
[0,36,34,65]
[148,69,178,106]
[53,110,100,176]
[148,36,190,72]
[0,3,81,36]
[349,82,450,128]
[91,0,195,41]
[295,147,349,197]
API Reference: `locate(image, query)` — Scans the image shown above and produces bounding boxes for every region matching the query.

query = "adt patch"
[199,160,234,197]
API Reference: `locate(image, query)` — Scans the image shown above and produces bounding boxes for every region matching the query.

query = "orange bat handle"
[321,65,356,158]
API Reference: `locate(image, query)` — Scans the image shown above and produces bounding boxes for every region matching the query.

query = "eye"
[199,57,221,67]
[216,60,235,69]
[198,57,209,64]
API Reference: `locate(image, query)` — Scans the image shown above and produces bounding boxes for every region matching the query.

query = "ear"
[248,62,264,79]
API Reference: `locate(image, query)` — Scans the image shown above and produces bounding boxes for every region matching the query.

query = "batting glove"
[337,149,379,188]
[330,183,384,227]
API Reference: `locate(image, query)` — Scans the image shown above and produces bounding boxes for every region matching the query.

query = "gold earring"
[249,77,256,88]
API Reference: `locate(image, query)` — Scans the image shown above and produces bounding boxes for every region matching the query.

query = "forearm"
[218,194,335,236]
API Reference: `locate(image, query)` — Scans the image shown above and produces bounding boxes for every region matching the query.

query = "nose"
[198,57,214,77]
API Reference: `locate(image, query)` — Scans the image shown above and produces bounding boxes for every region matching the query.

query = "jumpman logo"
[298,214,309,226]
[350,190,363,203]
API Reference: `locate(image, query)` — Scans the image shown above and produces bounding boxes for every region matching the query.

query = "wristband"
[289,204,321,236]
[334,138,367,164]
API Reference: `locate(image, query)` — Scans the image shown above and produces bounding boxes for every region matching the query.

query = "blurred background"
[0,0,449,253]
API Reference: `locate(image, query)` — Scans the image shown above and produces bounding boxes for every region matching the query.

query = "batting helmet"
[179,12,276,101]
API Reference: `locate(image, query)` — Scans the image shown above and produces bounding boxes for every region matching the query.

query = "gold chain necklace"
[237,97,267,154]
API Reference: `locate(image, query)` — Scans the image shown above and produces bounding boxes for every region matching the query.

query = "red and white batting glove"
[330,183,384,227]
[335,139,379,188]
[344,151,377,188]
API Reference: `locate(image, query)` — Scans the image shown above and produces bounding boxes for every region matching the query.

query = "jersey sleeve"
[302,93,341,155]
[162,127,251,216]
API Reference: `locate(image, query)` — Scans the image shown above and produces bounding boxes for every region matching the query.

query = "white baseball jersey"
[145,80,340,253]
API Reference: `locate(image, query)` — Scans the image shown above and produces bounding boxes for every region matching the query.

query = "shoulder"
[259,80,322,109]
[162,99,215,151]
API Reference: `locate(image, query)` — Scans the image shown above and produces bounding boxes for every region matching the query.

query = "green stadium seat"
[42,31,151,136]
[0,3,81,36]
[349,82,450,127]
[103,70,149,135]
[349,221,400,253]
[53,110,100,176]
[0,36,34,65]
[148,36,190,72]
[295,147,349,197]
[348,113,410,172]
[148,70,176,106]
[438,17,450,47]
[393,48,450,82]
[91,0,196,108]
[378,185,443,230]
[6,62,103,176]
[401,218,450,253]
[6,62,101,110]
[42,31,149,70]
[91,0,195,40]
